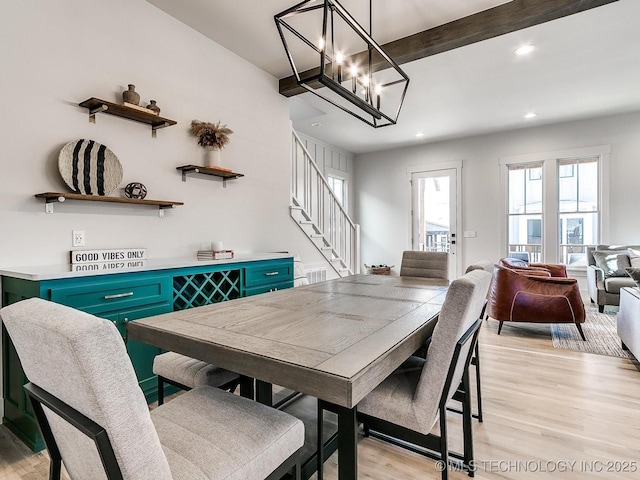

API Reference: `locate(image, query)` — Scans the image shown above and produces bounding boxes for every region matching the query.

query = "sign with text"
[71,260,147,272]
[70,248,147,264]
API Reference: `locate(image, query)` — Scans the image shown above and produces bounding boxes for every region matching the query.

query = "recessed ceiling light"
[310,122,322,127]
[514,44,535,56]
[524,112,537,119]
[416,132,425,138]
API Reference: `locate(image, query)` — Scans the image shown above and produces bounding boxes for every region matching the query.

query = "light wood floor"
[1,319,639,479]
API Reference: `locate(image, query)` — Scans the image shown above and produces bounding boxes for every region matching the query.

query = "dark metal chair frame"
[316,318,483,480]
[26,381,301,480]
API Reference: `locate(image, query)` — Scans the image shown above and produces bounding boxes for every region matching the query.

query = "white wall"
[354,111,640,275]
[0,0,329,417]
[0,0,329,267]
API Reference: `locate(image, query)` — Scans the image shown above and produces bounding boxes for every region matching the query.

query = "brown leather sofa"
[488,264,586,340]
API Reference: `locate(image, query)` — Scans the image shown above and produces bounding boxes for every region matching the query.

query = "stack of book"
[197,249,234,260]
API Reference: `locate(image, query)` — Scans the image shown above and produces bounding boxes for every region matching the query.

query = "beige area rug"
[550,305,632,358]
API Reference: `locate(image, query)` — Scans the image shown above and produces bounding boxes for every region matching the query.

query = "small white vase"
[205,148,222,168]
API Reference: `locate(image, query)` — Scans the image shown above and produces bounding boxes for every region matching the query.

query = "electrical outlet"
[72,230,85,247]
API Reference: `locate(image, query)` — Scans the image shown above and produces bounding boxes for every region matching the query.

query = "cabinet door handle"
[123,317,130,345]
[104,292,134,300]
[264,272,279,276]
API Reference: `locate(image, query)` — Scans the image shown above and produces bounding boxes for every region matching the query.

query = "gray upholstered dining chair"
[153,351,244,405]
[317,269,491,480]
[400,250,449,285]
[1,298,303,480]
[462,260,495,422]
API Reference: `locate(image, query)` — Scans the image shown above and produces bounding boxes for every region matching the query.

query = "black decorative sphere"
[124,182,147,199]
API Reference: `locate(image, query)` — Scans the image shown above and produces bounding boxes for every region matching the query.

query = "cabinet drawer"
[244,262,293,288]
[49,276,171,315]
[245,280,293,297]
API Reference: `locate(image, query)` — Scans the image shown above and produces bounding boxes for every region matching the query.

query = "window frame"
[499,145,610,270]
[326,172,347,209]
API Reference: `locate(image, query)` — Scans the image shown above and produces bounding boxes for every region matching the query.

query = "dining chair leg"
[157,376,165,406]
[438,403,449,480]
[497,321,504,335]
[462,372,475,477]
[292,460,301,480]
[255,380,273,406]
[239,375,254,399]
[473,342,483,422]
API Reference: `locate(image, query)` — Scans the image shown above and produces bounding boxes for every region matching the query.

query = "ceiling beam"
[278,0,618,97]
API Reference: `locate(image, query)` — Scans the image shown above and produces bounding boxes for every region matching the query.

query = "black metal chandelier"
[275,0,410,128]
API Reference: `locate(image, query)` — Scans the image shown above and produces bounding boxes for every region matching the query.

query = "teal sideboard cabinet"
[1,253,293,451]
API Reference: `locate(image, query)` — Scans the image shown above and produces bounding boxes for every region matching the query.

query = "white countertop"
[0,252,294,281]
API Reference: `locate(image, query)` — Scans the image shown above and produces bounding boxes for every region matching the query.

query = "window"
[327,175,345,206]
[502,146,607,268]
[558,157,599,266]
[507,163,543,262]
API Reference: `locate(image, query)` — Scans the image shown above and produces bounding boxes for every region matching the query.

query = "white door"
[411,169,458,279]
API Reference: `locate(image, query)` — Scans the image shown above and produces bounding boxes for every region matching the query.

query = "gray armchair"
[587,245,640,312]
[1,298,303,480]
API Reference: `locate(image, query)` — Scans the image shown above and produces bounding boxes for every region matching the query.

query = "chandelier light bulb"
[336,52,344,65]
[375,85,382,109]
[350,64,358,93]
[318,37,325,50]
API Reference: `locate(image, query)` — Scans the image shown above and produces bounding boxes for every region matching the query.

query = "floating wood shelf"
[79,98,177,137]
[176,165,244,187]
[35,192,183,217]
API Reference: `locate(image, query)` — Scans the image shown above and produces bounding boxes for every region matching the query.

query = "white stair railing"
[291,131,360,276]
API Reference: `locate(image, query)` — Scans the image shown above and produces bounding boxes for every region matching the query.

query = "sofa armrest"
[587,265,605,303]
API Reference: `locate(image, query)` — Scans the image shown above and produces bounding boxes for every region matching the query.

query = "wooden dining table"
[128,274,447,479]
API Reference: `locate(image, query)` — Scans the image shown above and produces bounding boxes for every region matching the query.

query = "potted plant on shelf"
[190,120,233,169]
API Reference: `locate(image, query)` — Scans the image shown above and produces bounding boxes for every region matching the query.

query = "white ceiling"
[147,0,640,154]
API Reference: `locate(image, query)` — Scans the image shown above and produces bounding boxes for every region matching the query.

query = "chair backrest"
[0,298,172,480]
[499,257,528,268]
[400,250,448,280]
[465,260,494,274]
[414,269,491,432]
[587,245,640,266]
[507,251,530,262]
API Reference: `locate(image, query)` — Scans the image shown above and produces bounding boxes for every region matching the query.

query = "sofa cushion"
[604,276,637,295]
[626,267,640,288]
[628,248,640,267]
[593,250,631,277]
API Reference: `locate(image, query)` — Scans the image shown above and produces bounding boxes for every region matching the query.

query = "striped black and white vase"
[58,139,123,195]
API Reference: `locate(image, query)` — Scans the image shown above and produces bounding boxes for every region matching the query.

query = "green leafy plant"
[190,120,233,149]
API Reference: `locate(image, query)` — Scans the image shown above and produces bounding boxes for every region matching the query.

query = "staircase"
[290,131,360,276]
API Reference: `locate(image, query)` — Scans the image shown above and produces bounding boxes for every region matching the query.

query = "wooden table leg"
[336,405,358,480]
